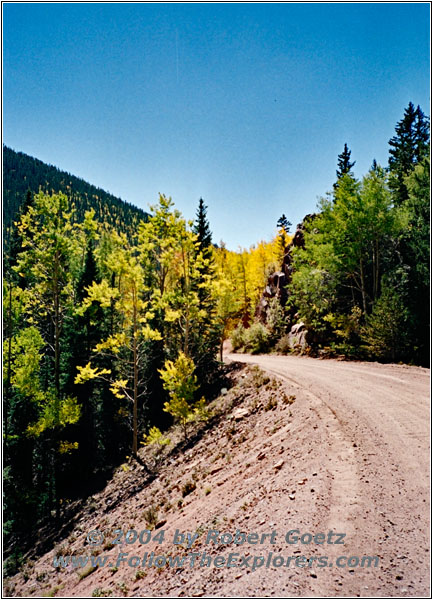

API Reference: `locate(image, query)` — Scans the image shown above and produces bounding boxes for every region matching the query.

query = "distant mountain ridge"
[3,145,149,242]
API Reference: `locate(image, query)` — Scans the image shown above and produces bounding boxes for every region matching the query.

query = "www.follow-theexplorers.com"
[53,528,379,572]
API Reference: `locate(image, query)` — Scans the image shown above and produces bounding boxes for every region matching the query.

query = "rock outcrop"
[286,321,309,350]
[256,214,315,325]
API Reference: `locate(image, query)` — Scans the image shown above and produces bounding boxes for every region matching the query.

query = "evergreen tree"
[414,105,430,160]
[193,197,214,305]
[334,143,355,189]
[398,157,430,365]
[388,103,430,363]
[388,102,430,203]
[62,240,108,480]
[361,284,409,362]
[276,214,292,257]
[193,198,212,258]
[277,214,291,233]
[191,197,219,380]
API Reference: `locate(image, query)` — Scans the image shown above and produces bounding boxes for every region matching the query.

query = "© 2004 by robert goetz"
[85,527,348,547]
[53,528,380,571]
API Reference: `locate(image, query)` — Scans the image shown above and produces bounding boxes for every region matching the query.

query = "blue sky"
[3,3,430,249]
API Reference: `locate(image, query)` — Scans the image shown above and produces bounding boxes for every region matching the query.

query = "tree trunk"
[359,258,368,315]
[53,250,61,520]
[219,321,227,362]
[4,281,13,453]
[184,313,190,357]
[375,239,380,300]
[372,239,380,301]
[132,286,138,456]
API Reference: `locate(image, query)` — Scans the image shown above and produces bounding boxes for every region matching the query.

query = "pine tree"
[388,102,430,203]
[387,104,430,363]
[193,198,214,305]
[62,240,107,478]
[398,157,430,365]
[193,198,212,258]
[276,214,292,258]
[191,198,219,381]
[414,105,430,160]
[277,214,291,233]
[334,143,355,189]
[361,284,408,362]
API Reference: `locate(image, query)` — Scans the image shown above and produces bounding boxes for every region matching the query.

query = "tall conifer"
[334,143,356,190]
[388,102,430,203]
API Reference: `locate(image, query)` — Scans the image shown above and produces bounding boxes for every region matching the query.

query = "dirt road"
[5,355,430,598]
[226,353,430,596]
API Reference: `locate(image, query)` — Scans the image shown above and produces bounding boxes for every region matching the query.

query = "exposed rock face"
[287,322,308,350]
[256,214,315,326]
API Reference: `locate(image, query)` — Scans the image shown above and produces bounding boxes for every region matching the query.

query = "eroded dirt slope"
[4,356,430,598]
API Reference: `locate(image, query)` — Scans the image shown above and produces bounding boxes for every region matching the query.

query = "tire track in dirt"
[227,354,430,596]
[257,365,363,595]
[255,365,361,535]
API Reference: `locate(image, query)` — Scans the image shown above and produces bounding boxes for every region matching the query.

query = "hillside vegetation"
[230,103,430,366]
[3,146,148,248]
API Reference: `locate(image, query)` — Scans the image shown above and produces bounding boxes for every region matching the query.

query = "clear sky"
[3,2,430,250]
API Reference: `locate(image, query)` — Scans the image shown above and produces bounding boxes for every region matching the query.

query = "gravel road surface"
[226,353,430,597]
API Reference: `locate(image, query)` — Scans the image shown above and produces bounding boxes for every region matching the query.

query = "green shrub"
[230,323,246,351]
[143,505,159,528]
[275,335,292,354]
[92,589,112,597]
[324,306,362,357]
[244,322,270,354]
[141,426,170,449]
[158,351,200,439]
[181,481,196,497]
[361,285,408,361]
[267,297,287,339]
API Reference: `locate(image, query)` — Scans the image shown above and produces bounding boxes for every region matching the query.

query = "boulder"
[290,322,306,335]
[287,322,309,350]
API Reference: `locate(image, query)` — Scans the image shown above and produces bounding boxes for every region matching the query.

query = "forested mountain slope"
[3,146,148,245]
